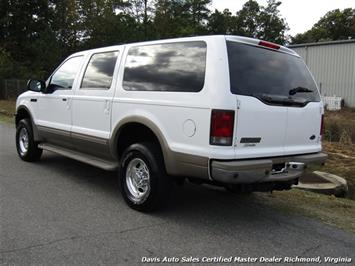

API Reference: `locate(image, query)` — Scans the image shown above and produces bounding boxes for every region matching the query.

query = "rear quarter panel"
[110,36,236,160]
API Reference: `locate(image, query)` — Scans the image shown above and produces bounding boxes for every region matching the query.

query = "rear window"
[123,41,206,92]
[227,41,320,105]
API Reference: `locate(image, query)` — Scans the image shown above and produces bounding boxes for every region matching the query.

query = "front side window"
[81,51,119,89]
[123,41,207,92]
[50,56,83,90]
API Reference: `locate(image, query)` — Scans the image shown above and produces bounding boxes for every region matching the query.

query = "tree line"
[0,0,354,80]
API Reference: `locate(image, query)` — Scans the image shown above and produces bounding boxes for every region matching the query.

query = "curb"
[293,171,348,197]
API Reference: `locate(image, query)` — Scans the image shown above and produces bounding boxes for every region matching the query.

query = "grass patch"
[309,142,355,200]
[0,100,16,115]
[0,113,14,123]
[0,100,15,124]
[312,108,355,200]
[315,107,355,200]
[324,107,355,143]
[256,189,355,233]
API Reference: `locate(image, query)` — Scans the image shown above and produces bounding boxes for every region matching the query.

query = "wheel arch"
[15,105,40,141]
[110,116,172,172]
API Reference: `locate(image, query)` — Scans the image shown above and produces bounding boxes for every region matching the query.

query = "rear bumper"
[210,152,327,184]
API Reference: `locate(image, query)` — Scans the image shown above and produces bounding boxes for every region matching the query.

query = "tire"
[119,142,171,212]
[16,119,42,162]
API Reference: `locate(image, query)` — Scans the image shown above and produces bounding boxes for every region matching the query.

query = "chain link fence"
[0,79,27,100]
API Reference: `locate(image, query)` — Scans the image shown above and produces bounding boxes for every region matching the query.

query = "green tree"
[78,0,152,47]
[153,0,211,38]
[122,0,155,40]
[207,9,234,34]
[233,0,261,37]
[0,46,15,79]
[51,0,82,53]
[185,0,211,35]
[0,0,60,78]
[259,0,289,44]
[0,0,294,80]
[154,0,187,38]
[232,0,288,44]
[292,8,355,44]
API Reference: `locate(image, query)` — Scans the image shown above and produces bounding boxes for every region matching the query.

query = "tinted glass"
[123,41,206,92]
[227,41,320,104]
[50,56,83,89]
[81,51,119,89]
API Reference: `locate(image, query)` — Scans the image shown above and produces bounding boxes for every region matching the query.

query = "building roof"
[288,39,355,48]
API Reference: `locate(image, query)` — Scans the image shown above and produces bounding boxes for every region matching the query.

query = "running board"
[38,143,118,171]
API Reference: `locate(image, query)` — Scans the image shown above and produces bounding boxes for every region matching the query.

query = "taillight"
[320,115,324,135]
[258,40,280,50]
[210,109,235,146]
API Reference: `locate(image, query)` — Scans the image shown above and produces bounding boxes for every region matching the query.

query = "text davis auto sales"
[141,256,352,264]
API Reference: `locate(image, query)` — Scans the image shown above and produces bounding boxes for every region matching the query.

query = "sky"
[210,0,355,36]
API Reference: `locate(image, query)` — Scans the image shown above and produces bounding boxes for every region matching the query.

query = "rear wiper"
[253,93,307,106]
[289,86,313,95]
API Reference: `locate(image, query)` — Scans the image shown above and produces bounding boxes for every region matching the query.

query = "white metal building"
[289,40,355,107]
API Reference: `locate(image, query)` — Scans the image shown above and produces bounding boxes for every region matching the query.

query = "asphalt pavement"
[0,123,354,265]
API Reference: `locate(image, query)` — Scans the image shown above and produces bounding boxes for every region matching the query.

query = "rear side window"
[81,51,119,89]
[123,41,206,92]
[227,41,320,104]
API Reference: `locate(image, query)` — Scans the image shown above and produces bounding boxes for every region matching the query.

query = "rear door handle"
[30,99,37,102]
[62,98,67,101]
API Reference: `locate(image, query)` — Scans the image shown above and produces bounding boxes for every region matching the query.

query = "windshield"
[227,41,320,105]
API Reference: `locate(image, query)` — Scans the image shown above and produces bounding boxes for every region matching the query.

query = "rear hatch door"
[285,103,322,155]
[226,39,322,159]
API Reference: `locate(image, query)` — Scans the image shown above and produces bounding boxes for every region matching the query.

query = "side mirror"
[27,79,46,93]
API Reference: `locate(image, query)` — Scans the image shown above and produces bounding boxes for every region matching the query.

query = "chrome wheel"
[125,158,151,203]
[18,127,29,156]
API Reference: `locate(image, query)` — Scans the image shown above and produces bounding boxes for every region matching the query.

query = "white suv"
[15,35,327,211]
